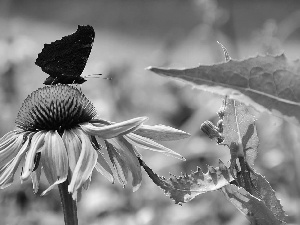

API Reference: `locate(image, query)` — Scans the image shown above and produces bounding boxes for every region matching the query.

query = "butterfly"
[35,25,95,85]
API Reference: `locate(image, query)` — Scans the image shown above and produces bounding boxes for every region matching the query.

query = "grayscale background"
[0,0,299,224]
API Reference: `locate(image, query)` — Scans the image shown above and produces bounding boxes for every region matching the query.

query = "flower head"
[0,85,189,200]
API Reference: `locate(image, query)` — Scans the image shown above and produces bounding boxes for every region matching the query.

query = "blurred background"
[0,0,300,224]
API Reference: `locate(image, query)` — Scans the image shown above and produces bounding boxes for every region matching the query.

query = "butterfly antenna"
[85,74,112,80]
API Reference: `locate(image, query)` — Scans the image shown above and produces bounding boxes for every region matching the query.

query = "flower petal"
[0,131,24,168]
[134,124,190,141]
[31,161,42,193]
[125,133,185,160]
[21,132,45,180]
[106,141,128,186]
[82,175,91,190]
[108,137,142,192]
[80,117,148,139]
[41,131,68,195]
[0,130,16,143]
[0,136,31,188]
[95,153,114,183]
[62,130,81,177]
[68,129,98,200]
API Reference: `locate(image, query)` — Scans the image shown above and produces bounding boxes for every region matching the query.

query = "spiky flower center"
[15,85,97,132]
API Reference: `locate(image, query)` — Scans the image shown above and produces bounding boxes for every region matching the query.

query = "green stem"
[58,178,78,225]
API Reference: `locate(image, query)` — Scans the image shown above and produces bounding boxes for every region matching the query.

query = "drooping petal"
[90,135,114,183]
[82,175,92,190]
[0,136,31,189]
[90,135,102,150]
[125,133,185,160]
[95,153,114,183]
[0,131,25,168]
[108,137,142,192]
[134,124,190,141]
[41,131,68,195]
[21,132,45,180]
[106,141,128,186]
[93,136,106,150]
[0,130,16,143]
[62,130,81,177]
[80,117,148,139]
[68,129,98,200]
[89,118,111,126]
[31,160,42,193]
[31,142,45,193]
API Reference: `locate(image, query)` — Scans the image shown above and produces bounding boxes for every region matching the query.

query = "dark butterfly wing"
[35,25,95,84]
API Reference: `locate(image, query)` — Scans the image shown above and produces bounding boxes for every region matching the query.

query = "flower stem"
[58,178,78,225]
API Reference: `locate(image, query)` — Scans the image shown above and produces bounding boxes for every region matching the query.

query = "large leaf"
[249,172,287,223]
[200,98,287,223]
[222,98,258,168]
[140,158,233,204]
[222,184,286,225]
[148,54,300,125]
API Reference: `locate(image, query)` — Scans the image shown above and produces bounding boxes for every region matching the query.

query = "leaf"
[140,158,233,204]
[222,184,286,225]
[249,172,287,223]
[222,98,258,168]
[148,54,300,125]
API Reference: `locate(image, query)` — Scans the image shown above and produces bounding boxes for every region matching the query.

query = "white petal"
[134,124,190,141]
[0,137,31,188]
[21,132,45,180]
[62,130,81,176]
[106,141,128,186]
[82,175,91,190]
[125,133,185,160]
[31,162,42,194]
[41,131,68,195]
[0,130,16,143]
[80,117,148,139]
[0,132,24,168]
[95,152,114,183]
[108,137,142,191]
[68,129,98,200]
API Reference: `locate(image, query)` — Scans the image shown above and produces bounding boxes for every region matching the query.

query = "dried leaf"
[140,158,233,204]
[148,54,300,125]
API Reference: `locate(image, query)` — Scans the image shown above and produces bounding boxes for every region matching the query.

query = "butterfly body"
[35,25,95,85]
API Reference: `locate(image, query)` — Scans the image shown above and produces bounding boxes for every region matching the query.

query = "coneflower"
[0,85,188,201]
